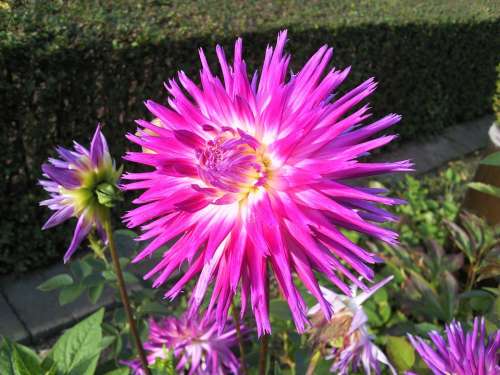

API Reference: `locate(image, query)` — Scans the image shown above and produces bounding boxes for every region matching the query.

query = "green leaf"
[59,284,86,305]
[386,336,415,371]
[102,270,116,281]
[37,274,74,292]
[114,229,138,257]
[468,182,500,198]
[480,151,500,166]
[13,344,41,375]
[415,322,441,335]
[100,336,115,351]
[71,260,93,280]
[103,368,130,375]
[82,273,104,288]
[88,283,105,304]
[0,337,42,375]
[12,348,31,375]
[269,299,291,321]
[0,337,16,374]
[43,308,104,375]
[122,271,139,284]
[139,301,167,315]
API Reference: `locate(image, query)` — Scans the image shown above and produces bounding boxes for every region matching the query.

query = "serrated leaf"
[37,274,74,292]
[59,284,85,305]
[386,336,415,371]
[43,309,104,375]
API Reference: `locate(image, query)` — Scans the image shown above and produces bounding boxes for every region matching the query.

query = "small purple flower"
[408,317,500,375]
[309,277,396,375]
[39,125,121,262]
[123,313,245,375]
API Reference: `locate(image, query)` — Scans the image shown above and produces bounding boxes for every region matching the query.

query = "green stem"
[231,301,248,375]
[103,216,151,375]
[305,349,321,375]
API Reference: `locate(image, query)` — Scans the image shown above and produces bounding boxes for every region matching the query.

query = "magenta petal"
[173,129,206,149]
[123,30,410,335]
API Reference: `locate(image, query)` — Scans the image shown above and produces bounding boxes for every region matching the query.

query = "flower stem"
[305,349,321,375]
[258,334,269,375]
[258,274,270,375]
[103,218,150,375]
[231,301,248,375]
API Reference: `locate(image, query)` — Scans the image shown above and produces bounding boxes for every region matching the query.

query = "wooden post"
[463,124,500,224]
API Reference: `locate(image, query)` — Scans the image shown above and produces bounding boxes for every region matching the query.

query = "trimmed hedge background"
[1,0,499,275]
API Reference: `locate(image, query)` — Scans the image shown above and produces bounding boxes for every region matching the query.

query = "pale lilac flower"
[123,30,410,334]
[309,277,396,375]
[123,313,244,375]
[408,317,500,375]
[40,125,121,262]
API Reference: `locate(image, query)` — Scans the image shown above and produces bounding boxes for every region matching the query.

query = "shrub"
[0,0,499,274]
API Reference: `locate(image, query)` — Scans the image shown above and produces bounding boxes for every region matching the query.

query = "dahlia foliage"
[309,276,396,375]
[123,313,243,375]
[123,30,411,335]
[40,125,121,262]
[408,317,500,375]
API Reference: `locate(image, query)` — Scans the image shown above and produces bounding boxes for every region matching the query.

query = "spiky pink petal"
[124,31,410,334]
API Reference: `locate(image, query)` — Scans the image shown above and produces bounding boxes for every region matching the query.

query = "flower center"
[197,129,270,196]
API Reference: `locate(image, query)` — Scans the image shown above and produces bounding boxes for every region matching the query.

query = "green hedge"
[1,1,499,274]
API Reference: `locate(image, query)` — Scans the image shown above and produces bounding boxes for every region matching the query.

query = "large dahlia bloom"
[40,125,121,262]
[123,314,243,375]
[123,30,411,334]
[309,277,396,375]
[408,317,500,375]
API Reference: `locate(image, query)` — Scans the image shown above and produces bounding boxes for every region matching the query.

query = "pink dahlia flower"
[408,317,500,375]
[123,313,243,375]
[123,30,411,334]
[309,277,396,375]
[40,125,121,262]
